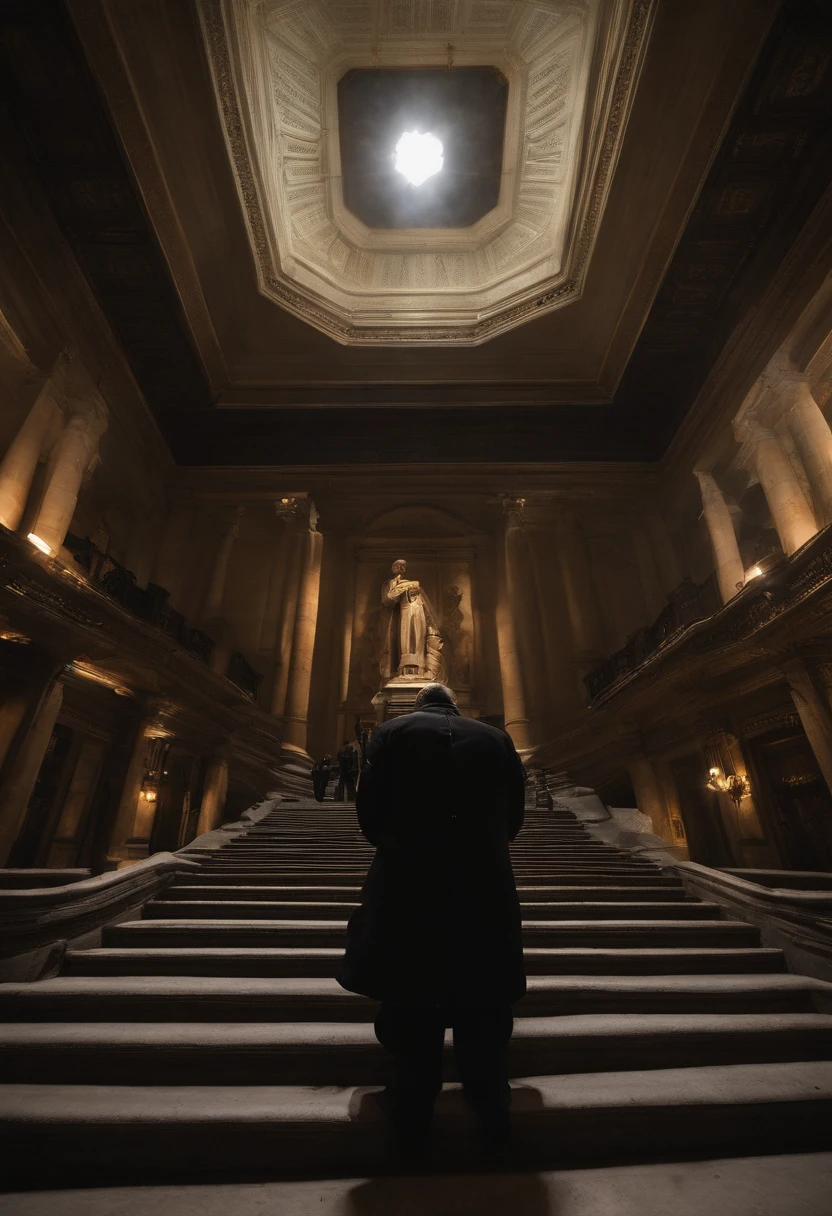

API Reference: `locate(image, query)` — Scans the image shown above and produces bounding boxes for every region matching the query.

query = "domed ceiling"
[199,0,653,345]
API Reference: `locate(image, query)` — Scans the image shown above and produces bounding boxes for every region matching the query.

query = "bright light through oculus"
[394,130,443,187]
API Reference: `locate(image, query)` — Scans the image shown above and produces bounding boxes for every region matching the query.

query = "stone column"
[645,507,683,592]
[627,756,673,845]
[106,712,156,868]
[282,505,324,756]
[257,514,290,659]
[151,498,194,603]
[0,358,67,532]
[196,742,231,836]
[631,518,665,621]
[787,378,832,527]
[202,505,244,621]
[750,427,817,555]
[693,470,745,604]
[782,656,832,795]
[336,540,356,747]
[30,396,108,554]
[555,508,606,702]
[0,674,64,865]
[495,498,530,752]
[270,522,306,718]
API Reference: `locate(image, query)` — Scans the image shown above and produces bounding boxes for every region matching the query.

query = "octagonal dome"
[199,0,654,345]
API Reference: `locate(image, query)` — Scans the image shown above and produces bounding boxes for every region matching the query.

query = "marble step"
[5,974,828,1023]
[141,899,721,922]
[101,918,761,950]
[63,945,787,978]
[160,883,691,902]
[174,870,684,888]
[6,1062,831,1184]
[3,1012,832,1086]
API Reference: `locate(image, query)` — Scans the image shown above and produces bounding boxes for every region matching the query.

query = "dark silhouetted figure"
[336,740,359,801]
[338,682,526,1160]
[311,754,332,803]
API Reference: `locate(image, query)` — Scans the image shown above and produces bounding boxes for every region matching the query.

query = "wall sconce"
[140,787,158,803]
[706,766,751,807]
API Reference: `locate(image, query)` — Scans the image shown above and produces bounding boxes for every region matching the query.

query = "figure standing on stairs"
[311,753,332,803]
[338,682,526,1161]
[336,740,359,801]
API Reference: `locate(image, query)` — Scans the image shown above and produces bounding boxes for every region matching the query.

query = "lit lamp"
[27,533,52,555]
[706,766,751,807]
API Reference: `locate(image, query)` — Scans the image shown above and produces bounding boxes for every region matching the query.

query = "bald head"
[414,683,457,710]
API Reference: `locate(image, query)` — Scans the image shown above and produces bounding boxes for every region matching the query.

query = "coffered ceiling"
[2,0,832,463]
[198,0,644,345]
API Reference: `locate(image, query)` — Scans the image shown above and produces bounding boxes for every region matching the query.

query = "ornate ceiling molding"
[199,0,656,345]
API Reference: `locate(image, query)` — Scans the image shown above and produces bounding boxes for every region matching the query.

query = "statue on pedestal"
[379,558,443,682]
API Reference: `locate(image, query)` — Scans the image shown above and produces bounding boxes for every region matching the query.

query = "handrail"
[676,860,832,911]
[0,851,200,959]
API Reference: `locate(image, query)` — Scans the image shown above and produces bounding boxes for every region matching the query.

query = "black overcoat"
[338,705,527,1006]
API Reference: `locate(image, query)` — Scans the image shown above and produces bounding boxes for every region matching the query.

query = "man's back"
[338,701,526,1006]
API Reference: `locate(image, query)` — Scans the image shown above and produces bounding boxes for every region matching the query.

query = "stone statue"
[379,558,443,682]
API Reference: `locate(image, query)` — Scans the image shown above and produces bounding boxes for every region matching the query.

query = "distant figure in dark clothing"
[311,754,331,803]
[336,740,359,801]
[338,682,526,1159]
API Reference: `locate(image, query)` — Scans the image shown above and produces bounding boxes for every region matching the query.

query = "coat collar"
[416,702,461,716]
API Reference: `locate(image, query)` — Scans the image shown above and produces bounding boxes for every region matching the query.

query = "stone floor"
[2,1154,831,1216]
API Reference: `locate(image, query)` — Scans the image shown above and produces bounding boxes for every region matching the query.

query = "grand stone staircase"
[3,793,832,1184]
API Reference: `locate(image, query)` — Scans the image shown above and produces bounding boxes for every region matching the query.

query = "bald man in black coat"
[338,682,526,1158]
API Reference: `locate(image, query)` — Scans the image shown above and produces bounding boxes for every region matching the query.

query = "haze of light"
[394,130,444,187]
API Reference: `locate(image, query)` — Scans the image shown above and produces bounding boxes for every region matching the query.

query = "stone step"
[4,974,828,1023]
[173,870,684,888]
[195,863,661,876]
[63,945,787,978]
[102,918,760,950]
[160,883,691,903]
[3,1012,831,1086]
[142,899,720,922]
[5,1062,832,1184]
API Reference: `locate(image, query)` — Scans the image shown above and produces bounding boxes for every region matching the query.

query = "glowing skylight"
[394,130,443,187]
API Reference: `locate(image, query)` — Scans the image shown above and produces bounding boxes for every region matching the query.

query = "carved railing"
[65,534,215,668]
[228,650,263,701]
[584,525,832,705]
[585,577,718,701]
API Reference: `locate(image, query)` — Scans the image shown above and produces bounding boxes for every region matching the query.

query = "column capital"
[499,494,525,520]
[274,495,319,531]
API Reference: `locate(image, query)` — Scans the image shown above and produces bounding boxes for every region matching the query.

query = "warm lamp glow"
[746,565,763,581]
[27,533,52,555]
[394,130,443,187]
